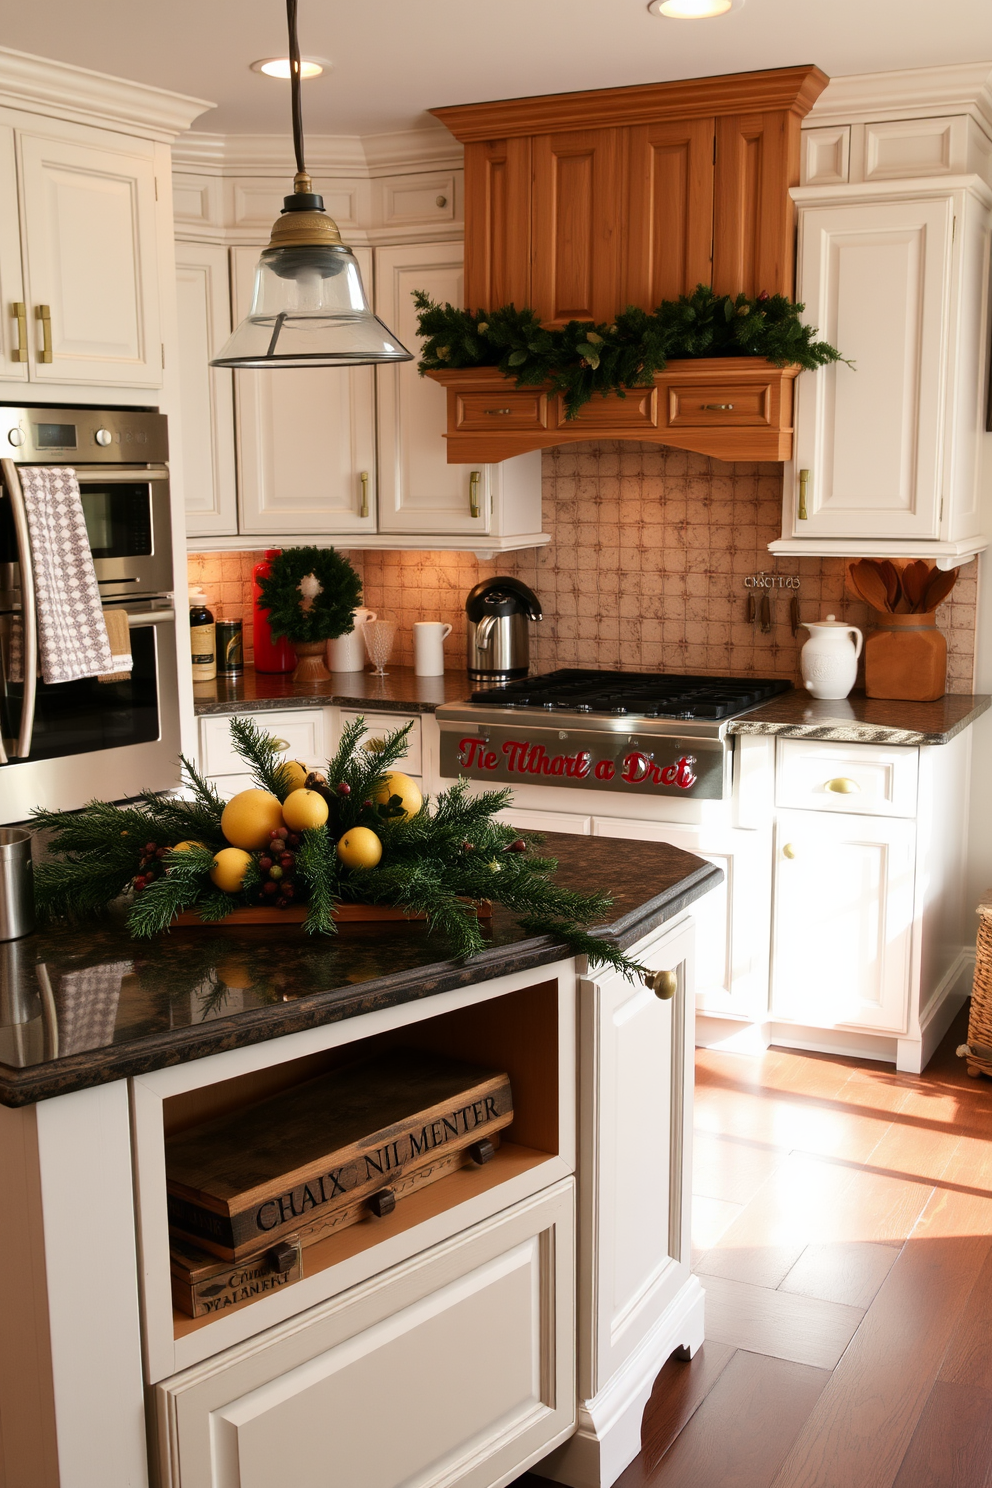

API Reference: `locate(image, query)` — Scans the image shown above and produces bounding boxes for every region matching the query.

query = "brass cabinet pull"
[271,738,290,751]
[646,968,678,1000]
[359,470,369,518]
[36,304,52,363]
[782,843,797,859]
[485,408,513,416]
[469,469,481,519]
[798,468,809,521]
[10,303,27,362]
[825,777,860,794]
[702,403,734,411]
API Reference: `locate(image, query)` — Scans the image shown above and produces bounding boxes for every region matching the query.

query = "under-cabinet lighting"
[648,0,744,17]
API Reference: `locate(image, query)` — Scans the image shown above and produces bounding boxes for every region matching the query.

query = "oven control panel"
[0,406,168,464]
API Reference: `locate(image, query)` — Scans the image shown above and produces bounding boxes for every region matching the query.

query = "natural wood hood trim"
[425,359,801,464]
[430,64,829,141]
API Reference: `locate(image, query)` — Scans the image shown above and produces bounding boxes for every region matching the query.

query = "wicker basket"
[958,891,992,1078]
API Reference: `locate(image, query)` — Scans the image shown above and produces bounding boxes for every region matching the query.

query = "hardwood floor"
[513,1003,992,1488]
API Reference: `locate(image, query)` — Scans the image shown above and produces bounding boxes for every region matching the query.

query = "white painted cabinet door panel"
[580,918,694,1396]
[175,241,237,537]
[771,808,916,1033]
[0,125,27,383]
[155,1183,575,1488]
[18,127,162,386]
[790,195,952,539]
[232,245,377,537]
[375,242,491,538]
[591,816,770,1015]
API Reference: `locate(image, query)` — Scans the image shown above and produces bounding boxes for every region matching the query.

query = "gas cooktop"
[469,669,791,721]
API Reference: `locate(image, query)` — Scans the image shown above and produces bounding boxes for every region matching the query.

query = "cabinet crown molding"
[173,125,462,177]
[0,45,213,141]
[430,63,828,141]
[808,60,992,133]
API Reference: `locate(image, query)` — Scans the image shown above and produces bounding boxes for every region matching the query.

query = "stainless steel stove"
[437,670,791,800]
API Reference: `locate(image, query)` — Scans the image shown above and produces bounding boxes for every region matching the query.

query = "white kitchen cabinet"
[231,245,378,539]
[199,708,327,780]
[769,178,991,567]
[175,240,237,537]
[771,808,916,1034]
[155,1183,575,1488]
[16,121,163,387]
[0,124,27,384]
[375,242,546,549]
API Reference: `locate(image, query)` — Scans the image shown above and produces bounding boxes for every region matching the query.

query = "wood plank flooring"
[512,1003,992,1488]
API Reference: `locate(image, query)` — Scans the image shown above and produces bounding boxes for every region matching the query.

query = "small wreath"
[257,546,363,644]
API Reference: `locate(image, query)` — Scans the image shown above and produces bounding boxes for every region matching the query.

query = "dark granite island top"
[0,833,720,1107]
[727,688,991,746]
[194,666,473,716]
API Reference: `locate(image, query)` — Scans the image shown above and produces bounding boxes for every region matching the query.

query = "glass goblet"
[362,620,396,677]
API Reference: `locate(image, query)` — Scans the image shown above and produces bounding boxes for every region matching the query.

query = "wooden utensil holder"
[864,612,946,701]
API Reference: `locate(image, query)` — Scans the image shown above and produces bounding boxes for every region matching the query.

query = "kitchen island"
[0,834,720,1488]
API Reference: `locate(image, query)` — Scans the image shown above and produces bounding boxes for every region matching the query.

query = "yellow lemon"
[277,759,310,796]
[172,839,204,852]
[220,789,284,849]
[209,847,253,893]
[282,788,330,832]
[336,827,382,870]
[372,771,423,821]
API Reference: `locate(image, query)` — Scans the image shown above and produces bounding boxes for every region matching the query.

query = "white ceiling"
[3,0,992,138]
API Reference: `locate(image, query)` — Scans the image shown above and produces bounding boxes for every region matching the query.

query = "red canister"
[252,550,296,674]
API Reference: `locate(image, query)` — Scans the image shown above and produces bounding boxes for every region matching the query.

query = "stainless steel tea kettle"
[465,577,542,683]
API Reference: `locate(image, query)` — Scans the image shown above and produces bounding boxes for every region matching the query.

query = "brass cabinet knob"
[825,777,860,794]
[646,968,678,1000]
[271,738,290,751]
[782,842,797,859]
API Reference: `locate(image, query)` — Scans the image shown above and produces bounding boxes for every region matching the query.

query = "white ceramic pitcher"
[799,614,863,700]
[327,607,378,672]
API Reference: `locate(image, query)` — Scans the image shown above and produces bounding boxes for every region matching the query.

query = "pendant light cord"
[287,0,306,178]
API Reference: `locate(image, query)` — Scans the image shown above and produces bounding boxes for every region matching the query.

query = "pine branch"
[179,754,225,809]
[297,826,339,935]
[228,716,292,797]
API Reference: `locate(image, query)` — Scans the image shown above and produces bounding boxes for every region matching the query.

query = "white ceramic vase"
[799,614,863,700]
[326,607,377,672]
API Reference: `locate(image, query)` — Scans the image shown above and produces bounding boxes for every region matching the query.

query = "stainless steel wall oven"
[0,406,179,822]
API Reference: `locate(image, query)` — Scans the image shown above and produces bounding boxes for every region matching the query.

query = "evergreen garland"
[32,718,646,980]
[414,283,850,419]
[255,545,363,644]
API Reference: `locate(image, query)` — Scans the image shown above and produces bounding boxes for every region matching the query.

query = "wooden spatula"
[922,567,958,613]
[901,560,932,613]
[850,559,892,614]
[878,560,903,611]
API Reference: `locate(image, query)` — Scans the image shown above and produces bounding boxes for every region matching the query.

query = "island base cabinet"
[537,917,703,1488]
[154,1181,575,1488]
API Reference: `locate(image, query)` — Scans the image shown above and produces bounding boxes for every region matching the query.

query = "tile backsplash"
[189,442,978,691]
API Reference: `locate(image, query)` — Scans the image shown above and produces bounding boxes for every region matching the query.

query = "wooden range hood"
[427,65,828,463]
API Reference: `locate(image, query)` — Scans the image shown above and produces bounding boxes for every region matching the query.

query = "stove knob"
[542,702,555,710]
[7,428,24,447]
[611,707,628,716]
[95,428,113,447]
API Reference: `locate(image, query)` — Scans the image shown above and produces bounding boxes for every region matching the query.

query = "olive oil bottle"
[189,589,216,682]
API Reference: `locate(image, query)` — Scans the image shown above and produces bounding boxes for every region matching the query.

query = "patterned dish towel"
[11,466,113,684]
[98,606,133,683]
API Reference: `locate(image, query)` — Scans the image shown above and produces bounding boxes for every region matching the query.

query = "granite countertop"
[727,689,991,746]
[0,833,720,1107]
[194,666,473,716]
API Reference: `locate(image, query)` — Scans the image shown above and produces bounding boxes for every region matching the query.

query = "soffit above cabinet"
[426,65,827,462]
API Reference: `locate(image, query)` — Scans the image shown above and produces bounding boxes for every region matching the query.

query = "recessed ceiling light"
[250,56,330,79]
[647,0,743,17]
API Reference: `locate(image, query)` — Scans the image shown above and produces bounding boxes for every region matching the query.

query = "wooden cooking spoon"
[849,559,892,614]
[878,560,903,611]
[921,567,958,613]
[901,559,932,613]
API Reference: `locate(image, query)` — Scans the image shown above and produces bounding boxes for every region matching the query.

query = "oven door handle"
[0,459,37,761]
[124,608,175,628]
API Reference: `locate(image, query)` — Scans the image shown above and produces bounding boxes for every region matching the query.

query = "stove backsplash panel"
[189,442,978,690]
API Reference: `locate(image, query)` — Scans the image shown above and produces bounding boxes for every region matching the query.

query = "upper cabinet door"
[375,242,491,537]
[174,241,237,538]
[530,128,624,327]
[624,118,715,307]
[0,126,27,384]
[17,127,162,386]
[790,196,952,540]
[713,112,797,298]
[232,245,377,538]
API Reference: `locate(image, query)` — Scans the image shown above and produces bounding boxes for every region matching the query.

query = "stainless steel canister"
[0,828,35,940]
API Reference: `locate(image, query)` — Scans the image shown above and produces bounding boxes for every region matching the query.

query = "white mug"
[327,608,377,672]
[413,621,453,676]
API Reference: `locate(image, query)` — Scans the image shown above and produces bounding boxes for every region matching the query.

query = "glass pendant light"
[212,0,412,368]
